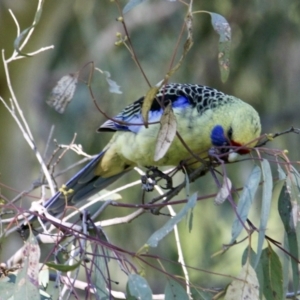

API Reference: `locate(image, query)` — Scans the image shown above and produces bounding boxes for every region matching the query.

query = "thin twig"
[256,127,300,147]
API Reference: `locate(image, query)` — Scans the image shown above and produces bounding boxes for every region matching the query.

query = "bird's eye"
[227,127,233,140]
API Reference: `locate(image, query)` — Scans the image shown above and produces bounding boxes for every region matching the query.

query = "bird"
[40,83,261,216]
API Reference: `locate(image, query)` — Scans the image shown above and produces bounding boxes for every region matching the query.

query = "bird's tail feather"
[44,150,128,216]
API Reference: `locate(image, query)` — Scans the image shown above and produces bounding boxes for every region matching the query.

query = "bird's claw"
[159,178,173,190]
[141,167,173,191]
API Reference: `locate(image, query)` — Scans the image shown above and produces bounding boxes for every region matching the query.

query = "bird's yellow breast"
[97,98,261,177]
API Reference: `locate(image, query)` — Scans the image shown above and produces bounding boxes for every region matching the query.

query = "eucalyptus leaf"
[208,12,231,82]
[127,274,152,300]
[230,165,261,243]
[224,263,259,300]
[123,0,148,14]
[260,246,283,300]
[146,193,197,247]
[164,278,189,300]
[255,159,272,267]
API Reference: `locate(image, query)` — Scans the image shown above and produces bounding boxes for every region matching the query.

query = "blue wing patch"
[99,95,190,134]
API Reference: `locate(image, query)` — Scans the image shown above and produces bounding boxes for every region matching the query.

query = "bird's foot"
[141,174,156,192]
[141,167,173,191]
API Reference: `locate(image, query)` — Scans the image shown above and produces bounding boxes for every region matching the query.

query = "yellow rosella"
[43,83,261,215]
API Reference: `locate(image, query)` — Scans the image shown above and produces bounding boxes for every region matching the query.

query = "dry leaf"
[166,11,193,79]
[102,71,122,94]
[13,232,41,300]
[215,177,232,205]
[141,86,160,127]
[46,72,79,113]
[154,102,177,161]
[24,234,40,286]
[225,263,259,300]
[209,12,231,82]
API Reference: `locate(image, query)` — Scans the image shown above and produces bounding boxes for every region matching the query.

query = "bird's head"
[210,102,261,158]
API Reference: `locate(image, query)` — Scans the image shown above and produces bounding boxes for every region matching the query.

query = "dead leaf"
[166,11,193,79]
[154,102,177,161]
[46,72,79,113]
[13,232,41,300]
[141,86,160,127]
[215,177,232,205]
[225,262,259,300]
[102,71,122,94]
[209,12,231,82]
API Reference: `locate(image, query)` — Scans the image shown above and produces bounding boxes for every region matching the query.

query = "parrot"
[40,83,261,216]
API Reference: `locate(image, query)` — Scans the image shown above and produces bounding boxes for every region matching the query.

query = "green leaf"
[224,263,259,300]
[190,287,214,300]
[45,260,81,272]
[208,13,231,82]
[255,159,273,267]
[126,284,138,300]
[260,246,283,300]
[94,246,110,299]
[278,183,299,294]
[164,278,189,300]
[289,167,300,280]
[230,165,261,243]
[13,1,44,56]
[188,204,194,233]
[123,0,148,14]
[146,192,197,247]
[282,234,290,299]
[277,164,286,180]
[93,229,111,300]
[127,274,152,300]
[278,184,293,232]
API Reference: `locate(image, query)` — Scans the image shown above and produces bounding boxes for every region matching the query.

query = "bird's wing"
[97,83,209,133]
[98,83,229,133]
[43,151,128,215]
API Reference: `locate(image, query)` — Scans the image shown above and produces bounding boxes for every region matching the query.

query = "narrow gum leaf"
[260,246,283,300]
[230,165,261,244]
[164,278,190,300]
[146,193,197,247]
[45,260,81,272]
[127,274,152,300]
[278,182,299,294]
[209,12,231,82]
[255,159,273,267]
[123,0,148,14]
[13,4,43,57]
[154,102,177,161]
[141,86,159,126]
[166,12,193,79]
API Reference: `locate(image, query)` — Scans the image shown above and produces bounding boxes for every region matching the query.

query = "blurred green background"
[1,0,300,294]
